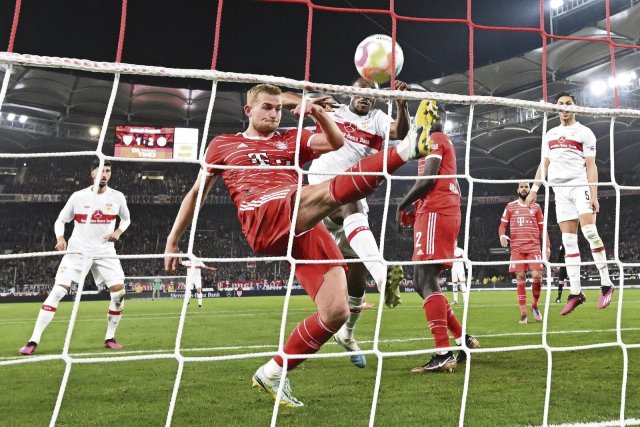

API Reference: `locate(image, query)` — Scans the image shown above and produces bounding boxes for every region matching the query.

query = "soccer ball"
[354,34,404,84]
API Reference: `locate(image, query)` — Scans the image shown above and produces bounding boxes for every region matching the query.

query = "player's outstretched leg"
[104,286,125,350]
[343,213,387,290]
[19,285,68,355]
[444,298,480,363]
[452,282,459,304]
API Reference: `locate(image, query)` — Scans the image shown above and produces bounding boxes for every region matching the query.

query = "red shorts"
[509,250,544,273]
[238,186,346,300]
[412,211,460,268]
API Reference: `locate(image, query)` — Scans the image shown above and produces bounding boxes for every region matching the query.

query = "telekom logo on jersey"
[74,210,117,224]
[247,152,292,166]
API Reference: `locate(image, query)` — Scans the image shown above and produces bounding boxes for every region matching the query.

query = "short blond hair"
[247,84,282,105]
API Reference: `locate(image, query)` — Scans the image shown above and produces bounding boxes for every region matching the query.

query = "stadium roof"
[0,3,639,180]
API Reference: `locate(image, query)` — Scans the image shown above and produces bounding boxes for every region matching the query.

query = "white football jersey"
[542,122,596,186]
[181,260,205,279]
[308,104,392,182]
[58,187,130,255]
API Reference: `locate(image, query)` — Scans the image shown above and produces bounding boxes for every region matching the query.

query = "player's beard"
[519,191,528,201]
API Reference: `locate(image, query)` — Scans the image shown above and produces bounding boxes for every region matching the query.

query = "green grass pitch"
[1,289,639,426]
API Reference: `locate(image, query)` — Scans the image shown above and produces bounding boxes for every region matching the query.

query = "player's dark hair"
[352,77,378,90]
[90,159,111,171]
[431,105,448,133]
[554,91,576,104]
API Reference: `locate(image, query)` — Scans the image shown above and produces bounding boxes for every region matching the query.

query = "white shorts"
[552,185,593,223]
[321,201,370,259]
[451,262,466,282]
[55,253,124,288]
[187,277,202,290]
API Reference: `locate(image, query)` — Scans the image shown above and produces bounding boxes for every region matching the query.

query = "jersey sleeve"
[203,137,224,175]
[582,127,596,157]
[541,132,550,159]
[58,192,77,223]
[535,204,545,234]
[499,205,510,236]
[375,110,392,139]
[425,133,448,160]
[296,128,321,165]
[117,193,131,232]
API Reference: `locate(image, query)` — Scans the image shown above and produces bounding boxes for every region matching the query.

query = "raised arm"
[395,154,441,236]
[292,103,344,155]
[165,173,217,273]
[388,80,410,140]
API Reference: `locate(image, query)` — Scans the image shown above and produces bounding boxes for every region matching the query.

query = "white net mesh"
[1,52,640,426]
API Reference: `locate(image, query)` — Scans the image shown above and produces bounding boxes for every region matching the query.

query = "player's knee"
[561,232,579,250]
[45,285,68,306]
[581,224,603,248]
[110,288,126,304]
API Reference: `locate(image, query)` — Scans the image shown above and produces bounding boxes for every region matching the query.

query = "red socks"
[446,302,463,340]
[517,277,527,316]
[423,293,451,349]
[532,276,542,309]
[329,146,406,205]
[274,312,337,371]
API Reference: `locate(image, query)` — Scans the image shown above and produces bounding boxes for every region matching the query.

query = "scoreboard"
[115,126,198,160]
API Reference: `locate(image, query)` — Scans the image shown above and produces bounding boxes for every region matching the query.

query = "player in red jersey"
[499,182,551,324]
[395,100,479,373]
[164,84,428,407]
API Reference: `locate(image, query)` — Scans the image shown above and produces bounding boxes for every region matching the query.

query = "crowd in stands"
[2,192,640,293]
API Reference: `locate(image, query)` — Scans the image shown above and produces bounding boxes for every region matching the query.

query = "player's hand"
[524,190,537,207]
[591,197,600,214]
[55,237,67,251]
[164,243,181,274]
[311,96,338,112]
[546,246,551,261]
[393,80,409,108]
[104,230,123,242]
[395,207,414,238]
[292,101,322,118]
[500,236,510,247]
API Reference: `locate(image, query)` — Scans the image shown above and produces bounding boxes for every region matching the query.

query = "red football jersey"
[414,132,461,216]
[499,201,545,253]
[204,130,319,208]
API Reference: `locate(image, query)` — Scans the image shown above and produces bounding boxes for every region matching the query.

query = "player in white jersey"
[284,77,410,368]
[450,246,467,304]
[526,92,614,315]
[180,259,216,307]
[19,160,131,355]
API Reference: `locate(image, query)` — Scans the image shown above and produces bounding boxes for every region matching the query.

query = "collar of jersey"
[242,131,276,140]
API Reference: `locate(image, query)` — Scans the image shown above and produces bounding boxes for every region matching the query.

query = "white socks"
[342,296,365,340]
[343,213,386,292]
[581,224,613,287]
[197,291,203,306]
[29,285,68,343]
[105,288,125,340]
[263,358,283,379]
[562,233,582,295]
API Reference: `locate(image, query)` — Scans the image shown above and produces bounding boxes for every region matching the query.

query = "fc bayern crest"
[275,142,288,150]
